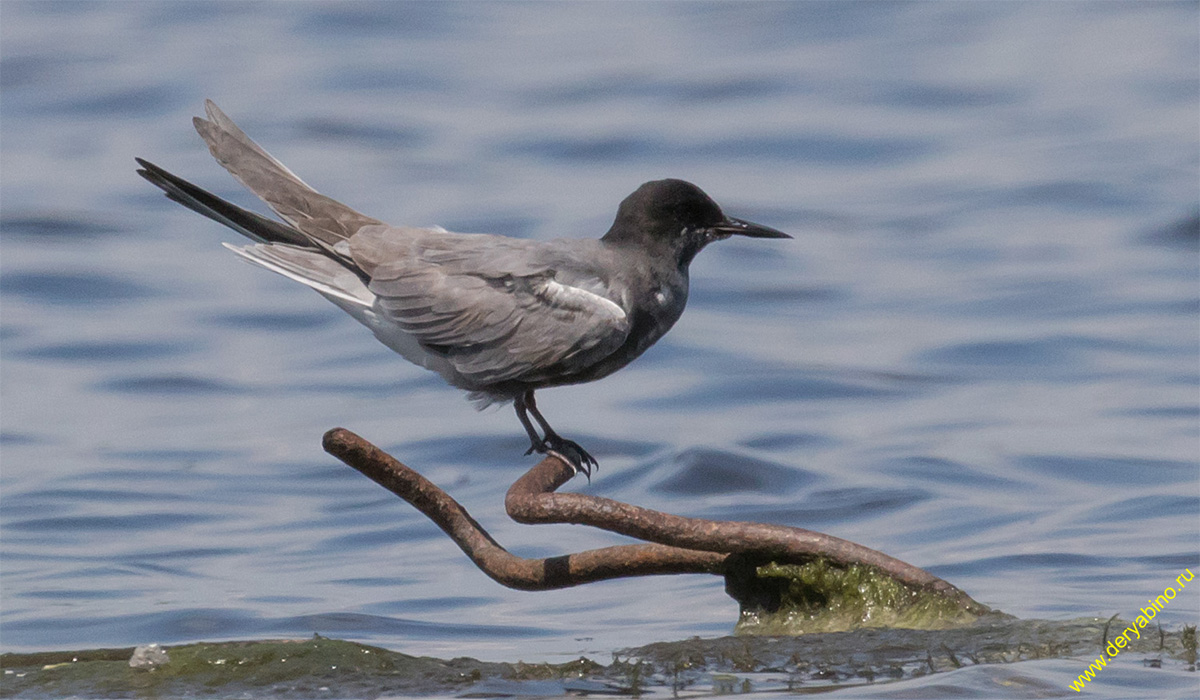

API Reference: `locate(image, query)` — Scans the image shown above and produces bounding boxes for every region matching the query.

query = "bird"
[136,100,789,479]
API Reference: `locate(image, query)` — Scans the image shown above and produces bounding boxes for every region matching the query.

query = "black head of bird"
[602,178,791,267]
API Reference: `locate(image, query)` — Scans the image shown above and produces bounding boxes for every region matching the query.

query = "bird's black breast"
[536,272,688,390]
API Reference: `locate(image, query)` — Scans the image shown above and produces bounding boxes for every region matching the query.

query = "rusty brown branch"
[323,427,985,614]
[322,428,725,590]
[505,457,981,608]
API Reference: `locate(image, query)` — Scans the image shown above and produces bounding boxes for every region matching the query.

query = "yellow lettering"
[1070,573,1193,690]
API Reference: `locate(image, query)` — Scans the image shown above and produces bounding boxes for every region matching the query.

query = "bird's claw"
[527,436,598,481]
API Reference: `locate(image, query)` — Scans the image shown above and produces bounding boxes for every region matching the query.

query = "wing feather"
[370,260,629,386]
[223,243,375,309]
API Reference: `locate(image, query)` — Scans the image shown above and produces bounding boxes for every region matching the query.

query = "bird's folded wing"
[369,261,630,386]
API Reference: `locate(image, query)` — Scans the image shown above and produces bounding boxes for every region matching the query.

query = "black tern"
[136,100,789,478]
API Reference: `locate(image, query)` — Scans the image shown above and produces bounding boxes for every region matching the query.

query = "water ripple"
[1015,454,1195,486]
[651,447,818,496]
[633,370,918,409]
[0,272,155,306]
[6,512,217,533]
[295,117,429,148]
[708,487,930,525]
[96,374,246,395]
[501,133,935,166]
[203,310,336,332]
[1080,494,1200,523]
[16,340,188,363]
[0,212,122,239]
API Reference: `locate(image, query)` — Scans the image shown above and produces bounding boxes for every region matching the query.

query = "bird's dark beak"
[713,217,792,239]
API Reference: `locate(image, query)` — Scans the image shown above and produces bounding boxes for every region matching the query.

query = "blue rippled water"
[2,2,1197,698]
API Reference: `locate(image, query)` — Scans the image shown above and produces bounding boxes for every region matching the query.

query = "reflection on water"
[1,2,1197,698]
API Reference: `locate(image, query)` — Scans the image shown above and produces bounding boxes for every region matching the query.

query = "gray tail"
[191,99,382,245]
[136,157,371,289]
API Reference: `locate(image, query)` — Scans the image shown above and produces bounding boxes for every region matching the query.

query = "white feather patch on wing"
[535,277,627,324]
[223,242,375,309]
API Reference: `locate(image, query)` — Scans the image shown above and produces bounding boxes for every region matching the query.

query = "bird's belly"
[351,305,471,387]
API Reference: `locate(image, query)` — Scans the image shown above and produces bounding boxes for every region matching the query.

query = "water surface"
[2,2,1197,698]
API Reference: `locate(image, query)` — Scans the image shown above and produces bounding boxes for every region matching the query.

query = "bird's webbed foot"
[525,434,598,480]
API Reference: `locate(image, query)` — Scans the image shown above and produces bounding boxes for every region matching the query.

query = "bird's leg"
[517,390,598,479]
[514,391,546,454]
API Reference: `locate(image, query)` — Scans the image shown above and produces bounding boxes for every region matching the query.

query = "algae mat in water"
[0,636,508,698]
[2,622,1195,698]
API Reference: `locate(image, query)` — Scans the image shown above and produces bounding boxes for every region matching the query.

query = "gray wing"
[193,100,382,245]
[360,231,631,387]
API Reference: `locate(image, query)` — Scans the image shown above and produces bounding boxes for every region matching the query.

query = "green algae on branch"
[728,558,1004,636]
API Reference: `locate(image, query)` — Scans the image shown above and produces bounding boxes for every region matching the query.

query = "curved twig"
[506,460,978,606]
[323,428,724,590]
[323,427,985,614]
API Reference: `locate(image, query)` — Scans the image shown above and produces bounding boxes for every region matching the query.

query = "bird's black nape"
[602,179,726,247]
